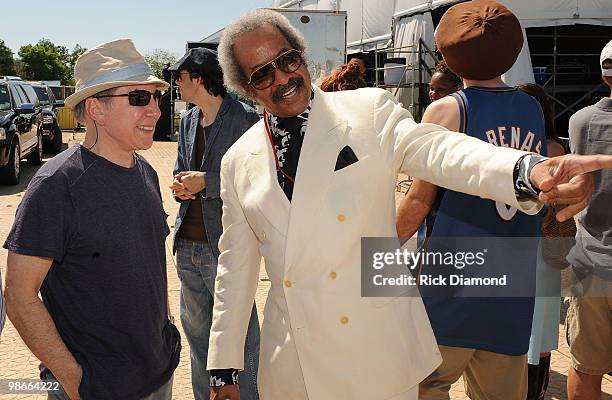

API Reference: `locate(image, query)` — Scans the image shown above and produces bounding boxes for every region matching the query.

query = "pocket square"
[335,145,359,171]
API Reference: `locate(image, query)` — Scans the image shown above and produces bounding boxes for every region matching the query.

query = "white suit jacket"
[208,87,540,400]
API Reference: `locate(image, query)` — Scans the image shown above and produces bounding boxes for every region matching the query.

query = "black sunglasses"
[248,49,303,90]
[94,89,161,106]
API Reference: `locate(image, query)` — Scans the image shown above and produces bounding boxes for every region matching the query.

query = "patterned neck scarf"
[265,89,314,201]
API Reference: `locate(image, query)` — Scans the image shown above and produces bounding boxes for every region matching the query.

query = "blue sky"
[2,1,272,58]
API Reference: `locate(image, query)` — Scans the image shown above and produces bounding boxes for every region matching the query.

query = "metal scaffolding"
[527,25,612,136]
[372,39,438,121]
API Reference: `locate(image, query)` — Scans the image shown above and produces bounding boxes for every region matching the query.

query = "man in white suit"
[207,8,609,400]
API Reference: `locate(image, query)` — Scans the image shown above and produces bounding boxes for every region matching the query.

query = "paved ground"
[0,131,611,399]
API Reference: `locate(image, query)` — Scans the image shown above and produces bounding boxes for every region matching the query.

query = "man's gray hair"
[218,8,307,100]
[73,88,115,123]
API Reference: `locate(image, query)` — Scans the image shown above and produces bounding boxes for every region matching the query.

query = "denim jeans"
[176,238,260,400]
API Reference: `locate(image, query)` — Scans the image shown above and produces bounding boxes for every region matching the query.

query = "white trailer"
[197,8,347,85]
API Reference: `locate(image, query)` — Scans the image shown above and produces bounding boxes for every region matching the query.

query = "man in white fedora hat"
[4,38,181,400]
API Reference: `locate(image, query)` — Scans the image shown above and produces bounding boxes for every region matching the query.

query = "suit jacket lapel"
[202,97,231,167]
[245,124,291,236]
[187,108,200,170]
[285,87,349,274]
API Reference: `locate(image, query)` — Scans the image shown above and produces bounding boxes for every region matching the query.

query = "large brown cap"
[435,0,523,80]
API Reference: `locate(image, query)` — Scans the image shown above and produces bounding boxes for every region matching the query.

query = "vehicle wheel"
[28,133,44,165]
[49,125,63,154]
[0,141,20,185]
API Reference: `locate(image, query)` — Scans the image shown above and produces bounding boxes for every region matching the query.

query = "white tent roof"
[395,0,612,26]
[273,0,612,50]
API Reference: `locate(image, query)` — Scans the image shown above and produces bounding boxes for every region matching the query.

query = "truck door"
[22,84,42,150]
[12,85,37,152]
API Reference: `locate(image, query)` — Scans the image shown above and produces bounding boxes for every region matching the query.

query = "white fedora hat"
[65,38,169,109]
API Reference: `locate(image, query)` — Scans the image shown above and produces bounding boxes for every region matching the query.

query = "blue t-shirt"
[421,87,546,355]
[4,145,181,399]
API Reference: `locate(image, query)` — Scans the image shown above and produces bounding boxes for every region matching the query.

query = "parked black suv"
[0,78,44,184]
[30,83,64,154]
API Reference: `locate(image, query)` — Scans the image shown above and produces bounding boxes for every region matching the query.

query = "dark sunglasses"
[94,89,161,106]
[248,49,303,90]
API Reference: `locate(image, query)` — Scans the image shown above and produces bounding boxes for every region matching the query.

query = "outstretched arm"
[373,90,611,222]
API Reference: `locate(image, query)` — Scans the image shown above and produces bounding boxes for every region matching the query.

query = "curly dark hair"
[218,9,307,100]
[433,60,462,87]
[320,58,367,92]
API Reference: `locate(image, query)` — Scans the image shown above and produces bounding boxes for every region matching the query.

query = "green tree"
[65,44,87,85]
[18,39,71,84]
[0,39,16,75]
[145,49,177,79]
[70,45,87,71]
[13,60,26,77]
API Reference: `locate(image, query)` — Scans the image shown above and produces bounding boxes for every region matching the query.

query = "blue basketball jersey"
[422,87,546,356]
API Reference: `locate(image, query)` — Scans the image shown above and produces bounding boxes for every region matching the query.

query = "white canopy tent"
[274,1,612,47]
[272,0,397,51]
[273,0,612,71]
[387,0,612,126]
[392,0,612,85]
[274,0,612,124]
[395,0,612,24]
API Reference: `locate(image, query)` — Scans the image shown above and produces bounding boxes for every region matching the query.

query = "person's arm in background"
[5,253,82,400]
[567,110,586,157]
[396,179,438,242]
[396,97,460,242]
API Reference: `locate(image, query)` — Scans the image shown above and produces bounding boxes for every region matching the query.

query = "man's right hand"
[210,384,240,400]
[56,363,82,400]
[530,154,612,221]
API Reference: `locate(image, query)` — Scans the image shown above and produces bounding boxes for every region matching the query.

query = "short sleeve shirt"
[4,145,181,400]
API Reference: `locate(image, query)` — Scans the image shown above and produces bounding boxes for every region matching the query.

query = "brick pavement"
[0,131,610,399]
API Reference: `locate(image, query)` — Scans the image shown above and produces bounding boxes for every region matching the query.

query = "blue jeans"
[176,238,260,400]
